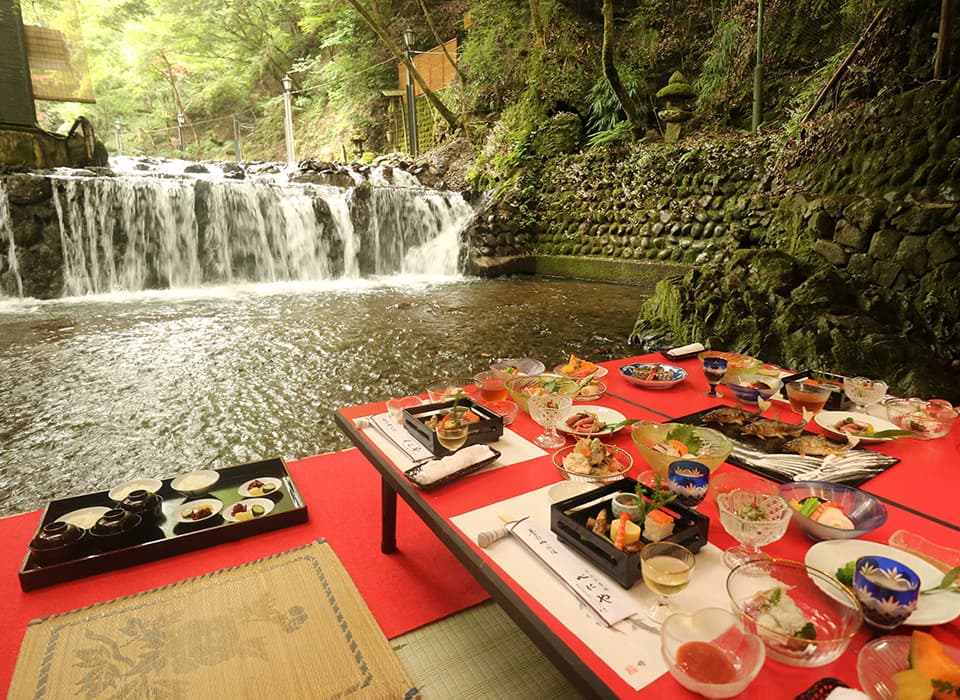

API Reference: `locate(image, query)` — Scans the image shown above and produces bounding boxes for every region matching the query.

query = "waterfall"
[9,164,475,297]
[0,189,23,296]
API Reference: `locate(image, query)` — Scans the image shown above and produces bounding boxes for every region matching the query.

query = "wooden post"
[934,0,955,80]
[752,0,764,132]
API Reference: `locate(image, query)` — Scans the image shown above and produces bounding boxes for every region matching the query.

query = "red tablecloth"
[3,353,959,699]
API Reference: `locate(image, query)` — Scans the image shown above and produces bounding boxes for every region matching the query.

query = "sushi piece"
[643,508,675,542]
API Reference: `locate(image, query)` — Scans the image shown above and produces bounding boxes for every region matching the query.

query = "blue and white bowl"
[668,460,710,509]
[854,555,921,631]
[619,362,687,389]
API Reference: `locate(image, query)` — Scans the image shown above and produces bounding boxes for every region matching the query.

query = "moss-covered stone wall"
[480,78,960,402]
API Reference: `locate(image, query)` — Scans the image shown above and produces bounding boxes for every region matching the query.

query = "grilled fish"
[740,418,805,439]
[784,435,854,457]
[702,406,758,426]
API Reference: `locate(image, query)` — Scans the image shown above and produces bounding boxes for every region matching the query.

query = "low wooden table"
[335,352,960,699]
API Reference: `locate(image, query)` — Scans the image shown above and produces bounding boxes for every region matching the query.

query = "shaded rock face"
[484,78,960,402]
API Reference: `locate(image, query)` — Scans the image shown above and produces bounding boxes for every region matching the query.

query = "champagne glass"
[529,393,572,449]
[667,460,710,509]
[843,376,888,415]
[640,541,696,623]
[712,472,791,569]
[701,356,728,398]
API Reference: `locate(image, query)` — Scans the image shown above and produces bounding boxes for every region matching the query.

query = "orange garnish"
[668,439,689,455]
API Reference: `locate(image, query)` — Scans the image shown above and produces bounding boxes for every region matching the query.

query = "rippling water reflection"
[0,276,649,516]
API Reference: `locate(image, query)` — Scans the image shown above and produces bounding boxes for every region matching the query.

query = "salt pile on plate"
[416,444,497,484]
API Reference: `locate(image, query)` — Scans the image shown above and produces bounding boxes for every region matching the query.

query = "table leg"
[381,475,398,553]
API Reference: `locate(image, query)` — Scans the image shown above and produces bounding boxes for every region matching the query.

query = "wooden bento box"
[403,398,504,454]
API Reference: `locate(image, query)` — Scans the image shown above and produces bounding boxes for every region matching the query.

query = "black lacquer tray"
[673,407,899,486]
[403,398,504,454]
[19,457,307,591]
[550,478,709,588]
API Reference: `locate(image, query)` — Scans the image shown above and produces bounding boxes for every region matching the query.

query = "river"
[0,276,649,517]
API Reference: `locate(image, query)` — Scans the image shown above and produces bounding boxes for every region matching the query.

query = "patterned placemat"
[10,539,417,699]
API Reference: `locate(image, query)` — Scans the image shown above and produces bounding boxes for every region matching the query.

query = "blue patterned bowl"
[619,362,688,389]
[723,371,783,406]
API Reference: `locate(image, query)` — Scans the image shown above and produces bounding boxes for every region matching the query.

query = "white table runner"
[451,485,731,692]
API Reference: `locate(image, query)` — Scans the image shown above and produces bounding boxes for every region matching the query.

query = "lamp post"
[282,73,296,164]
[752,0,764,132]
[114,119,122,156]
[176,112,185,151]
[402,29,419,157]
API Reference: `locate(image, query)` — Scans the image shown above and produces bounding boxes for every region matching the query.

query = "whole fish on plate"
[702,406,758,426]
[740,418,805,439]
[784,435,854,457]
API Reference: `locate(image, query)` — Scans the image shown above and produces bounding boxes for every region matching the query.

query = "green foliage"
[586,121,632,147]
[695,18,751,120]
[586,65,648,134]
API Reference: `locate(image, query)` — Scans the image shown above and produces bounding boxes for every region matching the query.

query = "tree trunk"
[934,0,955,80]
[344,0,461,132]
[601,0,643,140]
[528,0,546,50]
[416,0,466,84]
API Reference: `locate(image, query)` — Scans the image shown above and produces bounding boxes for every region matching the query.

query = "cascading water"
[0,188,23,297]
[3,159,476,297]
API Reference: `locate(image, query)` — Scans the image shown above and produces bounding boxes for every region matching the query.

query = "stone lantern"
[350,130,366,159]
[656,72,695,143]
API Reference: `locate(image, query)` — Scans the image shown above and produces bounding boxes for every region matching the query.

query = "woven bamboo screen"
[22,0,95,103]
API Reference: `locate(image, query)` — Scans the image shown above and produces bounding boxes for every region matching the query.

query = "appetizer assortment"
[561,438,628,478]
[564,411,607,435]
[788,496,854,530]
[556,355,602,379]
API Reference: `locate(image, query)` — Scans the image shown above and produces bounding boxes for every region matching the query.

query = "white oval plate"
[547,481,599,503]
[805,539,960,626]
[223,497,275,522]
[108,477,164,502]
[858,635,960,700]
[814,411,902,443]
[557,405,627,438]
[176,498,223,524]
[237,476,283,498]
[57,506,111,530]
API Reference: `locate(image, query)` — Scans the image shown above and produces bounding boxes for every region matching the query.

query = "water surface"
[0,276,648,516]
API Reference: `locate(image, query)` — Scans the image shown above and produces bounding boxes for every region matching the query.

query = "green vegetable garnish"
[737,502,767,521]
[799,497,822,517]
[921,566,960,595]
[796,622,817,640]
[665,424,703,455]
[836,560,856,587]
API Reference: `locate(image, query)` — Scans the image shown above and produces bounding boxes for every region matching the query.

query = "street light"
[282,73,296,164]
[402,30,418,157]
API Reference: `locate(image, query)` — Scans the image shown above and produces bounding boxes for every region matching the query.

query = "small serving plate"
[557,405,627,438]
[619,362,687,389]
[553,363,609,380]
[108,478,164,502]
[223,498,275,522]
[574,380,607,401]
[815,410,902,443]
[858,636,960,700]
[176,498,223,524]
[57,506,111,530]
[237,477,283,498]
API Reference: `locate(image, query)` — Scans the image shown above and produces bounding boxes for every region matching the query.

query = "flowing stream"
[0,277,649,518]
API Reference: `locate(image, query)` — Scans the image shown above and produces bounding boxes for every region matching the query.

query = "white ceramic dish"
[237,476,283,498]
[176,497,223,524]
[108,477,164,502]
[805,539,960,625]
[557,405,626,438]
[815,411,902,443]
[57,506,111,530]
[170,469,220,497]
[574,380,607,402]
[223,497,275,522]
[857,635,960,700]
[553,363,609,379]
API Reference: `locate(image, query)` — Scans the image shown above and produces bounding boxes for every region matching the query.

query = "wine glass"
[436,423,469,453]
[640,541,696,623]
[843,376,888,415]
[701,356,728,398]
[667,460,710,510]
[528,393,573,449]
[712,471,791,569]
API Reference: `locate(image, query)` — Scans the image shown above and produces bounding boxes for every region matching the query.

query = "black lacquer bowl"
[89,508,143,550]
[29,521,86,564]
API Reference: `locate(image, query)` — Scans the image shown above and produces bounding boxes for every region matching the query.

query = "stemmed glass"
[844,376,888,415]
[667,460,710,510]
[713,473,791,569]
[701,356,728,398]
[528,393,573,449]
[640,541,696,623]
[436,423,469,453]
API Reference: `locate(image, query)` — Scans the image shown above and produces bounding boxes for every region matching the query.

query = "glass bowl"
[726,559,863,667]
[778,481,888,541]
[504,374,581,415]
[699,351,763,381]
[884,397,958,440]
[660,607,766,699]
[425,376,479,403]
[722,371,783,406]
[552,443,633,483]
[386,396,423,422]
[630,421,733,477]
[490,358,545,377]
[857,634,960,700]
[483,399,519,426]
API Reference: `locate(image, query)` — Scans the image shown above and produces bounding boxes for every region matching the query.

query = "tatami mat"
[392,601,585,699]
